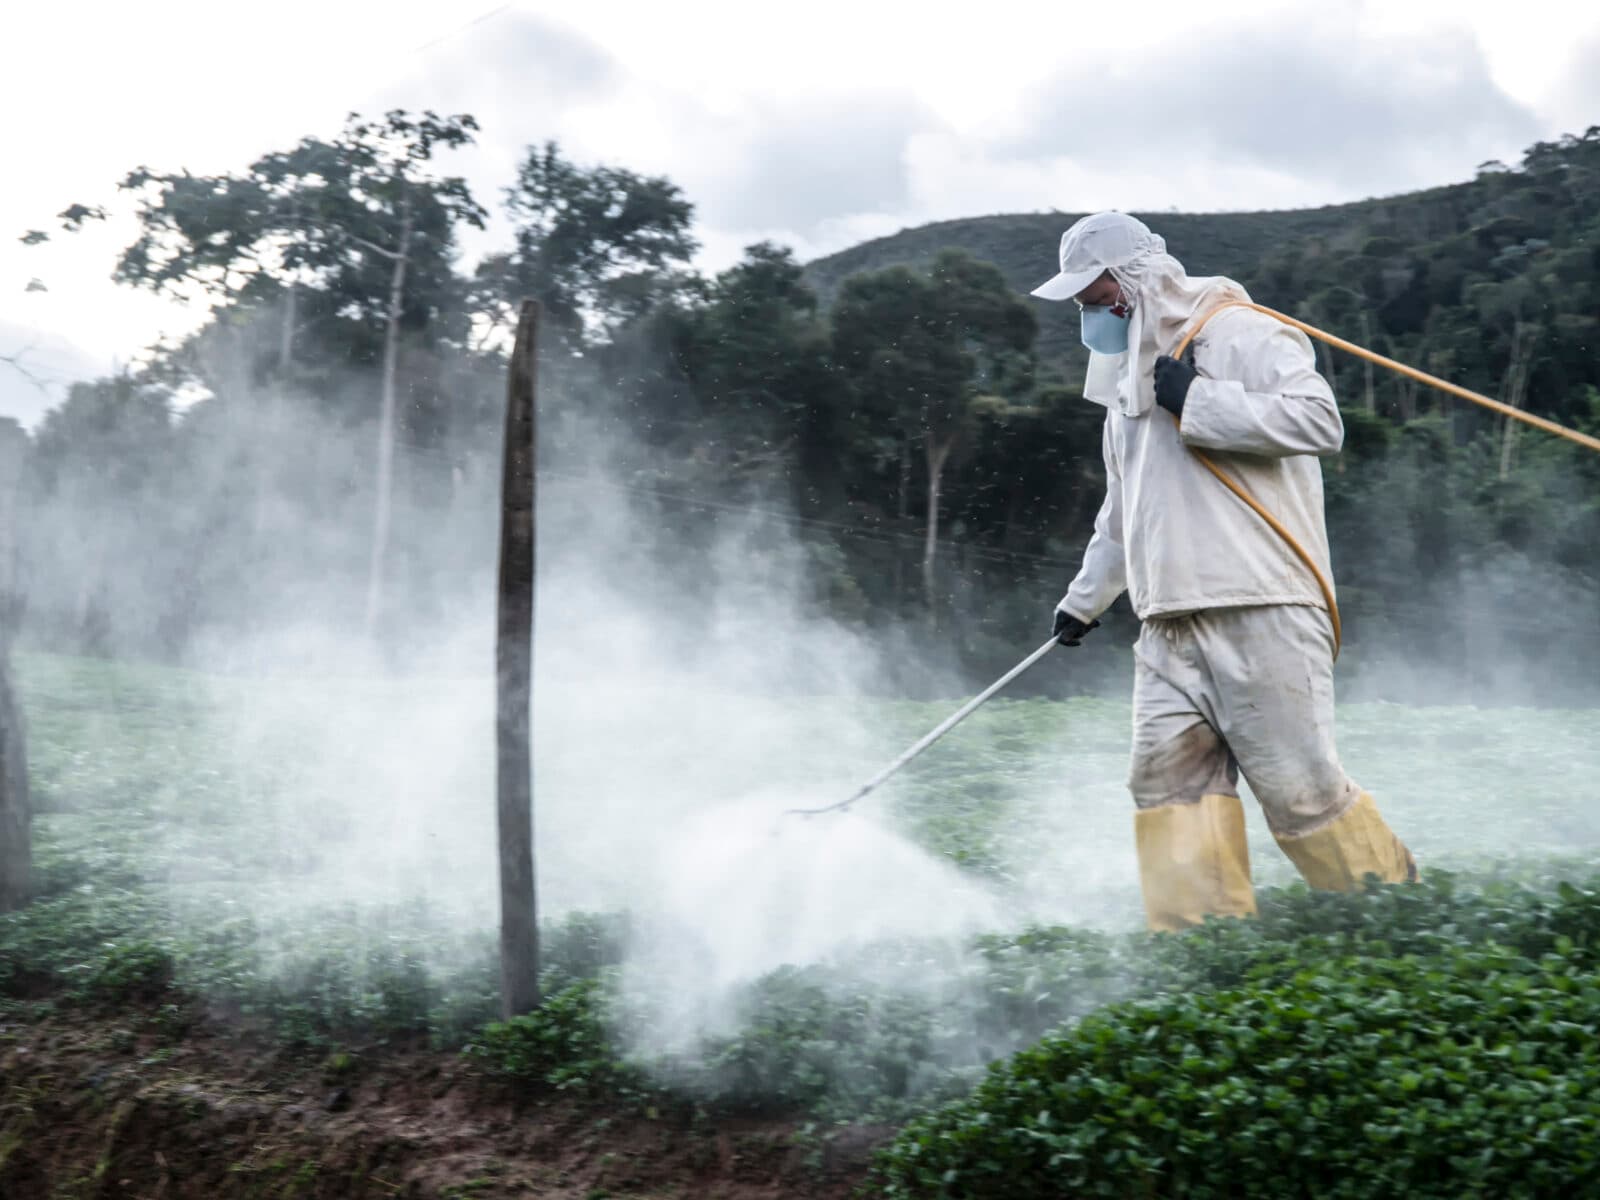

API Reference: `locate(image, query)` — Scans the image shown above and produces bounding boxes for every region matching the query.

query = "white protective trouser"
[1130,603,1357,838]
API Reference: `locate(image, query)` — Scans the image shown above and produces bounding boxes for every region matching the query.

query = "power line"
[37,411,1599,623]
[51,410,1089,575]
[533,467,1084,572]
[411,3,514,54]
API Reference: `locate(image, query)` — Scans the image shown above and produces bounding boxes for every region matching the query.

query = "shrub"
[467,977,647,1098]
[872,943,1600,1198]
[85,940,175,1003]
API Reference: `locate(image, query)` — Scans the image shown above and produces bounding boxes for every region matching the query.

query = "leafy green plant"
[868,874,1600,1197]
[874,941,1600,1198]
[10,647,1600,1153]
[84,940,174,1004]
[467,977,648,1098]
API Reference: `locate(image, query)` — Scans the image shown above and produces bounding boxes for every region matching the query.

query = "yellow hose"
[1168,300,1600,659]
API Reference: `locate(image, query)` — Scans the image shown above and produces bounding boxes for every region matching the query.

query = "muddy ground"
[0,1008,891,1199]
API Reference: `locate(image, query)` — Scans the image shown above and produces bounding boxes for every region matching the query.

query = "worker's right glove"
[1053,608,1100,647]
[1154,345,1198,419]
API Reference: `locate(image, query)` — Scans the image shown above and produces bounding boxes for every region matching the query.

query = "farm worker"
[1030,211,1416,933]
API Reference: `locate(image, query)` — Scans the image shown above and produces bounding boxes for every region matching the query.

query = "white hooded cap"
[1029,211,1161,301]
[1033,210,1249,418]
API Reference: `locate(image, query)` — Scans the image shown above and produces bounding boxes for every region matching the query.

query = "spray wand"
[783,637,1060,819]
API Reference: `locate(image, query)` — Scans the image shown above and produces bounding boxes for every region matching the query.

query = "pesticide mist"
[22,354,1600,1087]
[9,341,1130,1068]
[10,261,1600,1116]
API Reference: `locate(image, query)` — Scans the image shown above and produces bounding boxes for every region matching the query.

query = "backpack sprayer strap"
[1169,301,1343,656]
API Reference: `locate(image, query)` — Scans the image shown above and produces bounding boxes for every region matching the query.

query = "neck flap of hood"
[1084,252,1250,417]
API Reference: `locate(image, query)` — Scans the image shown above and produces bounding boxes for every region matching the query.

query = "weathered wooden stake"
[496,300,540,1017]
[0,424,30,913]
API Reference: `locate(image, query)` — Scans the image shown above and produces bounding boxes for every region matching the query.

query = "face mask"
[1080,301,1133,355]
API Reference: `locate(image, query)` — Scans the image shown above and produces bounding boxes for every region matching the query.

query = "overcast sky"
[3,0,1598,427]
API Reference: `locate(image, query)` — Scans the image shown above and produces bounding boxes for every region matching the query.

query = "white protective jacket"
[1059,302,1343,623]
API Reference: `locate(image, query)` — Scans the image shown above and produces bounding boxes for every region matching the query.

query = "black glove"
[1053,609,1100,647]
[1153,345,1199,419]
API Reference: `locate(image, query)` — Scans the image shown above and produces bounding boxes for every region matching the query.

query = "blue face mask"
[1080,303,1132,355]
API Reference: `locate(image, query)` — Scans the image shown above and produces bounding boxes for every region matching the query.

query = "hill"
[801,183,1481,376]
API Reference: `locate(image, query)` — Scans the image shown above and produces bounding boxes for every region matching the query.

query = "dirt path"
[0,1011,890,1199]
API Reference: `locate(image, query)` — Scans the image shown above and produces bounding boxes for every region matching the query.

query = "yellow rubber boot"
[1273,792,1418,891]
[1134,793,1258,933]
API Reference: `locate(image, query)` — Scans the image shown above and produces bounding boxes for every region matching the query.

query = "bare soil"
[0,1008,891,1199]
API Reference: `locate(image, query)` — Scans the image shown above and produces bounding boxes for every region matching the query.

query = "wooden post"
[496,300,540,1017]
[0,423,30,912]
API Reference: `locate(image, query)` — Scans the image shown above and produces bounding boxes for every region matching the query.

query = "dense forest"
[9,116,1600,700]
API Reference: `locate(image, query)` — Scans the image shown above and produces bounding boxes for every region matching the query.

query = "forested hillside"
[11,120,1600,699]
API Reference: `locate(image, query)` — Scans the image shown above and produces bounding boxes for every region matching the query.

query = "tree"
[96,111,487,634]
[311,112,486,634]
[664,243,846,506]
[0,421,27,911]
[27,376,176,653]
[477,142,697,352]
[832,250,1036,612]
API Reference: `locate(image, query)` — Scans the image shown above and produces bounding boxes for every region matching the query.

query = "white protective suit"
[1034,212,1415,931]
[1060,302,1341,623]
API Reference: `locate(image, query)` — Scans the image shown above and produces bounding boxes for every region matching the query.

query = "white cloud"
[1543,31,1600,138]
[2,0,1597,425]
[994,10,1540,196]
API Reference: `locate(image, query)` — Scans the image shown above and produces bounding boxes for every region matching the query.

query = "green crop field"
[7,651,1600,1196]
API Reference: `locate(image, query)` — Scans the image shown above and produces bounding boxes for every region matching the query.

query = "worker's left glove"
[1153,346,1198,419]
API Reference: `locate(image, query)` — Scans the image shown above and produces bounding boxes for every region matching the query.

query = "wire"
[60,409,1090,575]
[411,3,514,54]
[533,466,1084,572]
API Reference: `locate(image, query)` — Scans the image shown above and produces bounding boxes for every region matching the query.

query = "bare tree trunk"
[1358,311,1376,414]
[497,301,540,1018]
[0,427,30,912]
[897,430,912,522]
[1499,322,1537,481]
[1316,338,1335,389]
[1398,355,1419,422]
[364,196,413,638]
[893,431,912,610]
[1395,336,1425,422]
[278,282,297,373]
[923,434,953,617]
[0,654,26,913]
[1002,483,1022,552]
[279,199,300,374]
[241,313,277,540]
